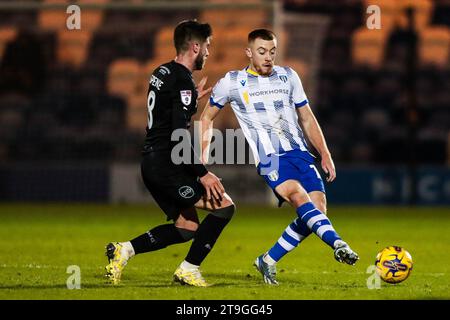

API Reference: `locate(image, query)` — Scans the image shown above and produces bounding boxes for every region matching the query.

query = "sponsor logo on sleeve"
[158,66,171,75]
[180,90,192,106]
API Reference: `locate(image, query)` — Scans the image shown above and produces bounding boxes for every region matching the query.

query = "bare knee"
[195,193,235,213]
[206,193,235,220]
[276,180,311,208]
[217,193,234,209]
[174,220,198,232]
[175,214,199,232]
[287,190,310,208]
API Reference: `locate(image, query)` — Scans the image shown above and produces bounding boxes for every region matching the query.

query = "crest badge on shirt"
[180,90,192,106]
[267,170,279,182]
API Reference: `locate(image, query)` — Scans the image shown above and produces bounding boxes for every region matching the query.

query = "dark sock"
[130,224,187,255]
[185,214,231,266]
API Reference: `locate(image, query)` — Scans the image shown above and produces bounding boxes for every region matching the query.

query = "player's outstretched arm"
[296,105,336,182]
[199,100,222,164]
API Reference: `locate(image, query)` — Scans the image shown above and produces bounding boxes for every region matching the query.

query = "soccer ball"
[375,246,413,284]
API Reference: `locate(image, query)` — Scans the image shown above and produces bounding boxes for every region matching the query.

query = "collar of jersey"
[245,66,260,76]
[172,60,192,75]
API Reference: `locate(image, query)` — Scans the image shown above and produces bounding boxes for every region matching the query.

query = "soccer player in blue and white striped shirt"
[199,29,359,285]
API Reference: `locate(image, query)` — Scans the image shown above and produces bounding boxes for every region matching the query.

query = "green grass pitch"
[0,204,449,300]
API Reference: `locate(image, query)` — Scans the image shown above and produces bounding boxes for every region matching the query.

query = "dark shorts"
[141,151,205,221]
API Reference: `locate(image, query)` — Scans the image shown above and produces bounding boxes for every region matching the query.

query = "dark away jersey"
[142,60,207,177]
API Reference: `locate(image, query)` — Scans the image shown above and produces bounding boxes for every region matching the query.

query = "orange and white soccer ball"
[375,246,413,284]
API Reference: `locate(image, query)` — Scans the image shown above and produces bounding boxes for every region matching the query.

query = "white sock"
[263,253,277,266]
[121,241,135,258]
[180,260,199,271]
[333,239,347,250]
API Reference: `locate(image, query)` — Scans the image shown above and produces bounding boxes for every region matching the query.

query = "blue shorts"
[257,149,325,206]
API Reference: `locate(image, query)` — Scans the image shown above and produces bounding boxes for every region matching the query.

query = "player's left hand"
[199,171,224,203]
[196,76,212,101]
[321,153,336,182]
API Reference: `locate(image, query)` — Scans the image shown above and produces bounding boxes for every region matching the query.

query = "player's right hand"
[196,76,212,101]
[321,153,336,182]
[199,172,225,203]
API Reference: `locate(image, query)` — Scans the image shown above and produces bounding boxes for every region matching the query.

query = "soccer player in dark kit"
[105,20,235,287]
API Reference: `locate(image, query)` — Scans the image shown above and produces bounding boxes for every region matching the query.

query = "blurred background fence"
[0,0,448,205]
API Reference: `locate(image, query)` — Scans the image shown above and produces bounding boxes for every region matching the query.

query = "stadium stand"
[57,29,92,68]
[0,27,17,63]
[419,26,450,67]
[38,0,68,31]
[352,26,388,68]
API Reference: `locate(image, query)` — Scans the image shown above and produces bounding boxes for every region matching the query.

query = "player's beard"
[258,63,273,76]
[251,59,273,76]
[194,53,206,70]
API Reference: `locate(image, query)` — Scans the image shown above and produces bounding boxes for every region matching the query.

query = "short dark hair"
[248,29,276,43]
[174,20,212,54]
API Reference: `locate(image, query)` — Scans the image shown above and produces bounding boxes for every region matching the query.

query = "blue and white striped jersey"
[210,65,314,164]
